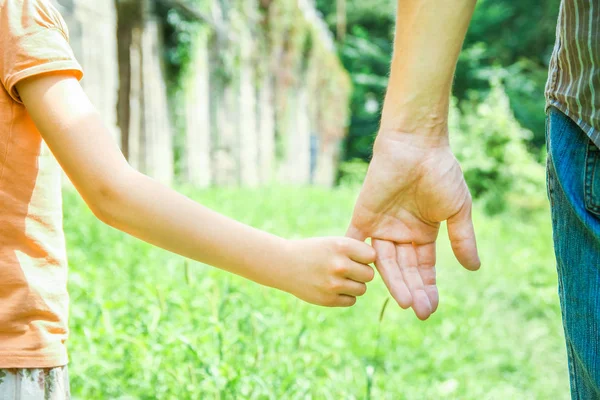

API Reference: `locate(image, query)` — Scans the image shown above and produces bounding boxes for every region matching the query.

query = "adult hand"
[347,132,480,320]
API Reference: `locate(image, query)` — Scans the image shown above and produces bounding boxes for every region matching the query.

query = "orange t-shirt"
[0,0,82,368]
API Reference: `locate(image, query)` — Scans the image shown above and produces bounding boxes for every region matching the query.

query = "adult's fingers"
[447,197,481,271]
[345,261,376,283]
[346,223,367,242]
[396,243,433,320]
[372,240,412,309]
[415,242,439,314]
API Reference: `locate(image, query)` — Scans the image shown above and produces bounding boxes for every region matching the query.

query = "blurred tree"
[450,81,546,215]
[456,0,560,151]
[316,0,395,162]
[336,0,347,41]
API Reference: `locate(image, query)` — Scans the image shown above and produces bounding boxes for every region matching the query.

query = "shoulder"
[0,0,70,41]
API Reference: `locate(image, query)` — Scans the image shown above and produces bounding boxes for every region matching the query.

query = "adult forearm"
[380,0,476,136]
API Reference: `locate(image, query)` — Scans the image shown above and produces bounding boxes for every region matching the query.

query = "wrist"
[264,238,297,295]
[379,101,450,137]
[374,128,450,152]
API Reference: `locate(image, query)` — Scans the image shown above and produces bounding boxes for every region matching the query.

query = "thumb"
[346,223,367,241]
[447,197,481,271]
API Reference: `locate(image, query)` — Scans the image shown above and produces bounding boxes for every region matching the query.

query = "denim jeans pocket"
[584,141,600,216]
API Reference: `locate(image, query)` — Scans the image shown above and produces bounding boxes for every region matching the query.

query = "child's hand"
[282,237,377,307]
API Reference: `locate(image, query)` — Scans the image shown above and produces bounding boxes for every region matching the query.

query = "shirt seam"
[0,349,68,368]
[5,60,83,104]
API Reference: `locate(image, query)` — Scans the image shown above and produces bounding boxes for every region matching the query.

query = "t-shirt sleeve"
[0,0,83,103]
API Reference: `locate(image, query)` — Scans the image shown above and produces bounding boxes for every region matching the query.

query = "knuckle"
[333,238,349,253]
[331,260,348,275]
[326,279,343,292]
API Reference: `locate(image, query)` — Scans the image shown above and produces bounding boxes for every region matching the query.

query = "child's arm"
[17,74,376,307]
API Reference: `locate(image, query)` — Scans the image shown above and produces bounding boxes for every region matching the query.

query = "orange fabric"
[0,0,82,368]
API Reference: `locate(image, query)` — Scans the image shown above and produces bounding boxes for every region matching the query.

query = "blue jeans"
[546,107,600,399]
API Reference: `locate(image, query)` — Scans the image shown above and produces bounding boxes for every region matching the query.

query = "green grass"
[63,186,569,399]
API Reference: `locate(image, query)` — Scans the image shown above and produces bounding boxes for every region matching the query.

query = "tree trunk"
[183,30,212,187]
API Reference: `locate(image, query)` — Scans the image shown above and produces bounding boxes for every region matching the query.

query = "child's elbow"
[86,169,135,227]
[88,186,118,227]
[87,184,121,227]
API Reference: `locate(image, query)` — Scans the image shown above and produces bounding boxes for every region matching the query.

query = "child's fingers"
[344,261,375,283]
[335,294,358,307]
[339,280,368,297]
[343,239,376,264]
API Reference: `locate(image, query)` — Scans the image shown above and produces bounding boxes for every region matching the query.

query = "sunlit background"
[52,0,567,398]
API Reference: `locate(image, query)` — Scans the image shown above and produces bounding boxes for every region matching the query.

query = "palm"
[348,135,480,320]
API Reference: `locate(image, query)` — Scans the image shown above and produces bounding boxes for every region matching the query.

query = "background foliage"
[63,2,569,398]
[66,188,567,399]
[157,0,558,213]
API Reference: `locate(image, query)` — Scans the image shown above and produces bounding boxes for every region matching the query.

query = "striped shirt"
[545,0,600,146]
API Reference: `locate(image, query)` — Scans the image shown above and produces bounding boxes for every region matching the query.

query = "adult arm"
[347,0,480,320]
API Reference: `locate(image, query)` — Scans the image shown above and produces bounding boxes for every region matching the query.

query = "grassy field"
[63,186,569,399]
